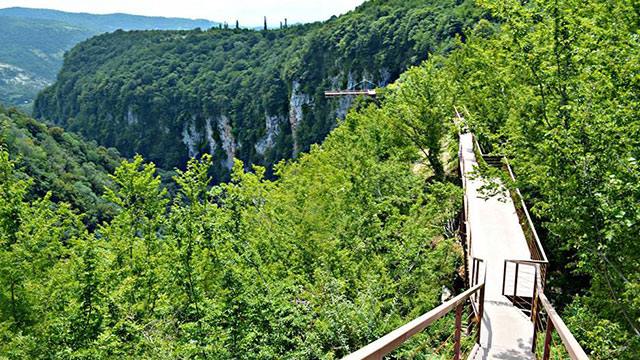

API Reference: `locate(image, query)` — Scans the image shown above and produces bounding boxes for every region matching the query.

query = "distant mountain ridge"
[0,7,219,32]
[0,7,219,109]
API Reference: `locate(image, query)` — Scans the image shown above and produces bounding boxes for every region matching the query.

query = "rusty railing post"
[475,260,480,286]
[531,266,538,320]
[542,317,555,360]
[531,285,539,352]
[472,259,477,287]
[454,302,463,360]
[502,260,507,295]
[514,263,520,296]
[476,284,485,345]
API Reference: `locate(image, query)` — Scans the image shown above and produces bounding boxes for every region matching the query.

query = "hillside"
[0,7,218,32]
[0,106,121,225]
[0,61,463,358]
[34,0,483,179]
[0,7,219,109]
[1,0,638,357]
[0,16,94,108]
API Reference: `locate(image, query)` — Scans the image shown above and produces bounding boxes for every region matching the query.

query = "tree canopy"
[34,0,484,180]
[1,61,465,358]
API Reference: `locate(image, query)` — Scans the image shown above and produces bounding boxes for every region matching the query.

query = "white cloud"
[0,0,366,26]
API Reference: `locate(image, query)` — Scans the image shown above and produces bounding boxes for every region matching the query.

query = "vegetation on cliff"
[0,105,121,226]
[1,61,463,358]
[34,0,483,179]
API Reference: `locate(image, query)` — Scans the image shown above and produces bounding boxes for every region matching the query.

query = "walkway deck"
[460,133,536,359]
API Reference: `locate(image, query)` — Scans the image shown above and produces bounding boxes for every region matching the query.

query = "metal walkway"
[460,132,535,359]
[340,126,589,360]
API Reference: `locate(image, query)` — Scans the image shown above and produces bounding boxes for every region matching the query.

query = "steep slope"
[0,16,94,108]
[1,60,463,358]
[34,0,483,179]
[0,8,219,108]
[0,106,121,225]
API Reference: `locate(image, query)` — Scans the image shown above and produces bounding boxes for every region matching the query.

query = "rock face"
[289,81,312,154]
[255,114,284,156]
[335,95,354,120]
[205,117,217,155]
[217,115,236,169]
[181,115,236,169]
[126,106,138,125]
[182,117,203,158]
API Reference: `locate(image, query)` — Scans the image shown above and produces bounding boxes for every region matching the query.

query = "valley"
[0,0,638,358]
[0,7,219,109]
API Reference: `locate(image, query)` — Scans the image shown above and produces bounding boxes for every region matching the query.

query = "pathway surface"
[460,133,536,359]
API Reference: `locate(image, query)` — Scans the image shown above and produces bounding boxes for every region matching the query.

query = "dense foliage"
[0,105,121,226]
[34,0,483,179]
[439,0,640,357]
[0,8,218,108]
[4,0,637,357]
[0,62,463,358]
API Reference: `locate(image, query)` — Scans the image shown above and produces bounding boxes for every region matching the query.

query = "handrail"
[471,134,549,284]
[504,159,548,263]
[324,90,377,97]
[342,283,485,360]
[539,293,589,360]
[457,112,473,287]
[504,259,548,265]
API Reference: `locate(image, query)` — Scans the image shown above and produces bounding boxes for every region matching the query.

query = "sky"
[0,0,366,26]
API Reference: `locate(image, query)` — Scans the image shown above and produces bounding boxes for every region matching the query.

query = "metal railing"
[471,134,550,284]
[458,126,472,286]
[470,127,587,359]
[341,278,486,360]
[502,259,589,359]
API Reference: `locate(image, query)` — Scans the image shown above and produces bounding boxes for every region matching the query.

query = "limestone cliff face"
[180,115,236,169]
[205,117,217,155]
[255,114,285,156]
[289,80,312,155]
[123,72,378,171]
[217,115,236,169]
[126,106,139,125]
[181,117,203,158]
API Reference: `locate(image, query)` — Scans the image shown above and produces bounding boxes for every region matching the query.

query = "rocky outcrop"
[217,115,235,169]
[255,114,284,155]
[126,106,138,125]
[182,117,203,158]
[335,95,354,120]
[289,80,312,154]
[379,67,391,86]
[205,117,217,155]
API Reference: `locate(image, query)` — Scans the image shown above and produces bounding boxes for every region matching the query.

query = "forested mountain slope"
[0,106,121,225]
[1,61,463,358]
[34,0,483,179]
[0,7,218,109]
[0,7,218,32]
[0,16,94,108]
